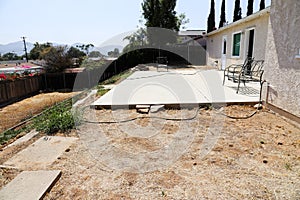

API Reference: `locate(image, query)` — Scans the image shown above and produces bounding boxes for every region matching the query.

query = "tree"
[89,51,102,58]
[219,0,226,28]
[67,47,86,58]
[1,52,20,61]
[233,0,242,22]
[76,44,94,55]
[29,42,52,60]
[41,46,72,72]
[177,13,190,30]
[207,0,216,33]
[142,0,161,28]
[160,0,178,30]
[108,48,120,57]
[142,0,183,45]
[123,28,147,52]
[259,0,265,10]
[247,0,254,16]
[67,46,86,66]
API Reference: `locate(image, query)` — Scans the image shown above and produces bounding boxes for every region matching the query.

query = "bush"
[0,129,22,145]
[33,100,80,134]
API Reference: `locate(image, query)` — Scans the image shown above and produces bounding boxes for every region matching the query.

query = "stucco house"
[263,0,300,121]
[206,0,300,121]
[206,7,270,70]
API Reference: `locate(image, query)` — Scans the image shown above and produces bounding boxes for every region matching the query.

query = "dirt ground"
[1,104,299,199]
[0,92,78,133]
[0,66,299,199]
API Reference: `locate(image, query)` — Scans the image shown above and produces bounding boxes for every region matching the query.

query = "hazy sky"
[0,0,271,46]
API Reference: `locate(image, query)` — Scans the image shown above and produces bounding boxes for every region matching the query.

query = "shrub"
[33,100,81,134]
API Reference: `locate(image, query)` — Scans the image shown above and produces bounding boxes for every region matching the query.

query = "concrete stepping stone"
[150,105,165,113]
[3,136,78,170]
[0,170,61,200]
[136,105,150,114]
[4,130,39,150]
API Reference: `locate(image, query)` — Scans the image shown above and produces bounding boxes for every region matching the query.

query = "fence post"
[23,78,27,95]
[44,73,47,91]
[5,82,9,102]
[88,70,91,88]
[63,73,66,90]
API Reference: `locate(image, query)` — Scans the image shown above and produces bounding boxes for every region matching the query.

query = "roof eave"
[206,7,270,37]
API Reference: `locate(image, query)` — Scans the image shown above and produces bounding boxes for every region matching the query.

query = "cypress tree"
[259,0,265,10]
[160,0,178,31]
[207,0,216,33]
[142,0,161,27]
[219,0,226,28]
[233,0,242,22]
[247,0,254,16]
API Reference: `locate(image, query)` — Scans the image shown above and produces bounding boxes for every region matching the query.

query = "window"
[232,32,241,56]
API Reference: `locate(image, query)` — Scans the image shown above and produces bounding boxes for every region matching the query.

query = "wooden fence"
[0,76,43,106]
[0,66,123,107]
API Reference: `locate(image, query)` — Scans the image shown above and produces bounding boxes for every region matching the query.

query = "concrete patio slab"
[3,136,78,170]
[91,70,261,108]
[0,170,61,200]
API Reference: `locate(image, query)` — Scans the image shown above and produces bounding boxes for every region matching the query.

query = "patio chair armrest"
[226,64,243,72]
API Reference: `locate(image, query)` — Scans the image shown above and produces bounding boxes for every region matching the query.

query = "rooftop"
[206,7,270,36]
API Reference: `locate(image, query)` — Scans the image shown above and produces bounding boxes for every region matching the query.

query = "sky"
[0,0,271,47]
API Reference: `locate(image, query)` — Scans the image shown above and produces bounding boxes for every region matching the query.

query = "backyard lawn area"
[1,100,299,199]
[0,66,299,199]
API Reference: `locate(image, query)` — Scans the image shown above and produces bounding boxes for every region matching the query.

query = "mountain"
[95,45,124,56]
[0,41,34,56]
[0,41,124,57]
[72,43,124,56]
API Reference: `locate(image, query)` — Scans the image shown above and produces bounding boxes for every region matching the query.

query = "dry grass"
[41,105,300,199]
[0,104,299,199]
[0,92,78,133]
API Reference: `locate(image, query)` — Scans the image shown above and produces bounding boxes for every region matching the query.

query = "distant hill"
[71,43,124,56]
[0,41,34,56]
[95,45,124,56]
[0,41,124,56]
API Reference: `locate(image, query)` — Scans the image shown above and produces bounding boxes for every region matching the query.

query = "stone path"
[3,136,78,170]
[0,170,61,200]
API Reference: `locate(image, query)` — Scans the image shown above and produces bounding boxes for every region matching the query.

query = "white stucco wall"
[263,0,300,117]
[206,9,270,69]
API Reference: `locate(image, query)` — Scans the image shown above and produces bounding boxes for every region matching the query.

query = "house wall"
[206,10,270,69]
[263,0,300,117]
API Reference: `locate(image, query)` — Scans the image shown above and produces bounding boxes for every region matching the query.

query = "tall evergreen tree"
[142,0,180,45]
[160,0,179,31]
[142,0,161,28]
[207,0,215,33]
[259,0,265,10]
[219,0,226,28]
[233,0,242,22]
[247,0,254,16]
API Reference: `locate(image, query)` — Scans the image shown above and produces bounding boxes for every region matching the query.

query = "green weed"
[33,100,81,135]
[96,85,110,96]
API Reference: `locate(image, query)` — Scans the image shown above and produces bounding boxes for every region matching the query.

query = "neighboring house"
[178,30,207,48]
[206,0,300,120]
[206,8,270,70]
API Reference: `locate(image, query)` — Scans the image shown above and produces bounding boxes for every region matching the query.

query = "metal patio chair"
[236,60,264,93]
[223,57,254,85]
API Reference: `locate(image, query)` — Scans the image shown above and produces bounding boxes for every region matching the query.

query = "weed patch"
[33,100,81,135]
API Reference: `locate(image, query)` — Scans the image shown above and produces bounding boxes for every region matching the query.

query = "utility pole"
[21,36,28,62]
